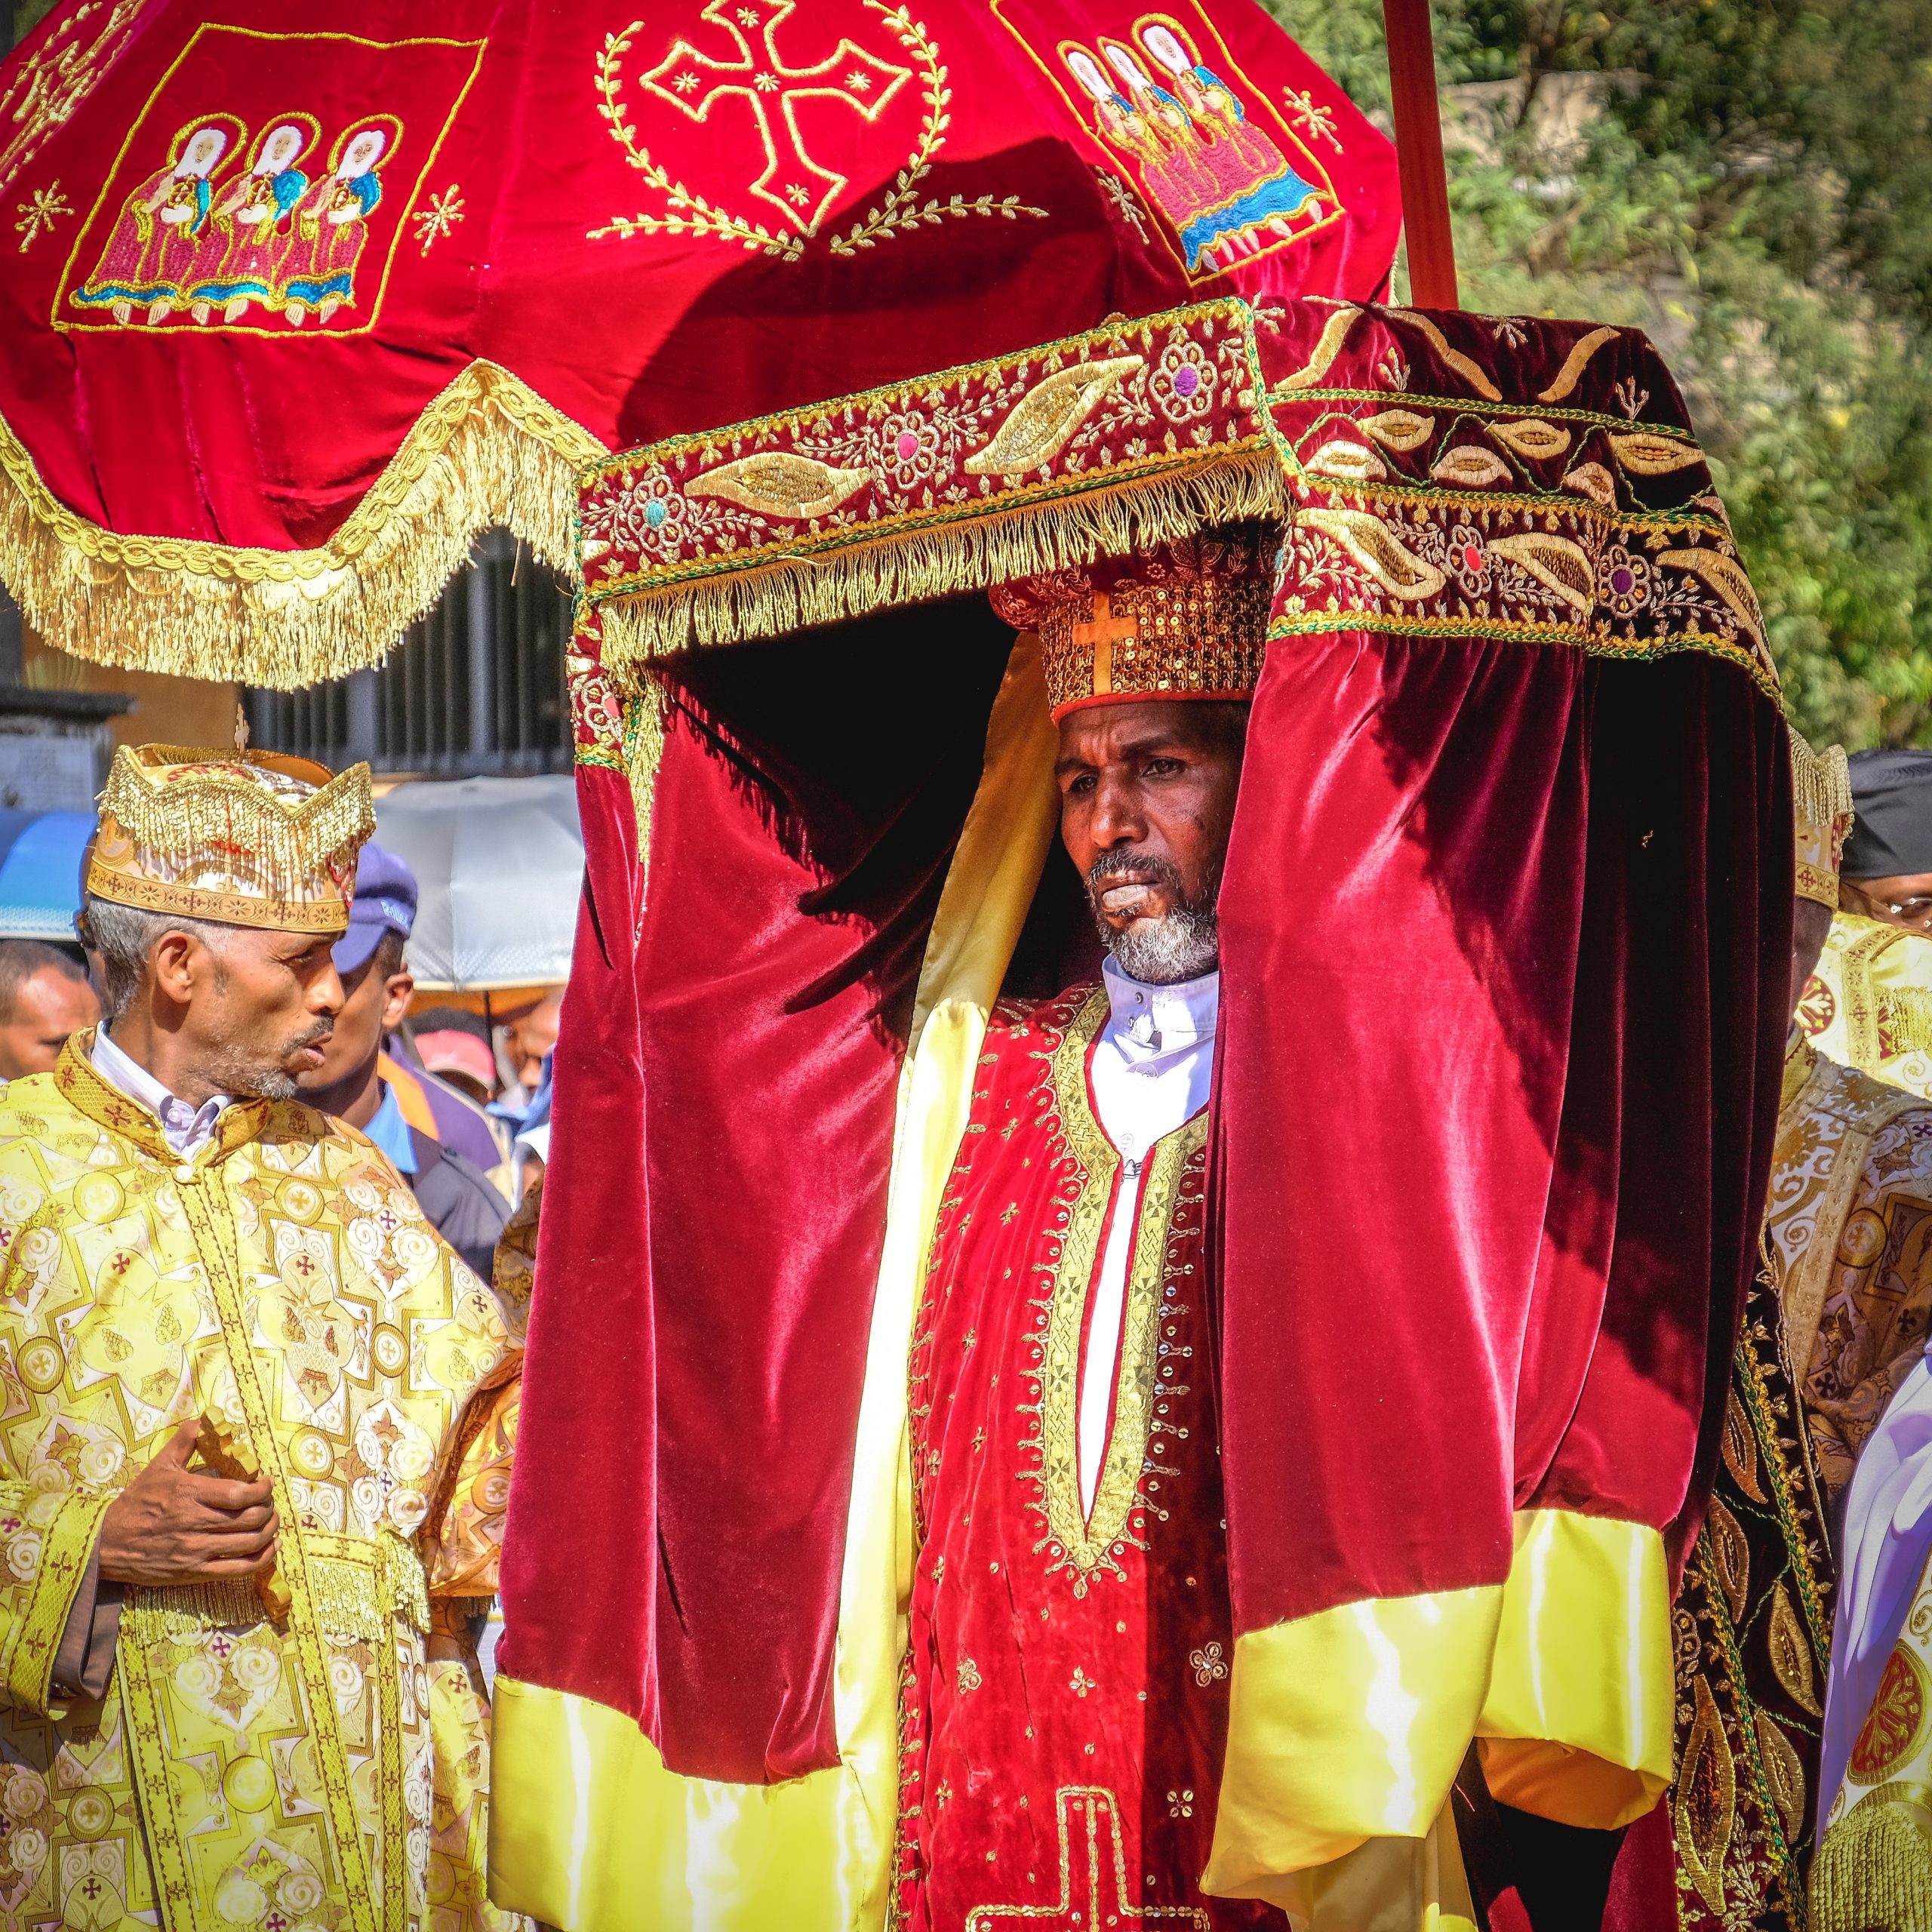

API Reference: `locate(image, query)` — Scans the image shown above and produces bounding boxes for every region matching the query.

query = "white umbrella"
[373,776,582,992]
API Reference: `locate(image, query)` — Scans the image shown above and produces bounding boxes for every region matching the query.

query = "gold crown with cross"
[990,524,1278,721]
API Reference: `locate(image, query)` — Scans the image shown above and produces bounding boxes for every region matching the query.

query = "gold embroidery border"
[1267,610,1780,703]
[580,298,1288,666]
[131,1175,397,1932]
[1677,1300,1831,1918]
[1023,987,1208,1594]
[0,357,602,688]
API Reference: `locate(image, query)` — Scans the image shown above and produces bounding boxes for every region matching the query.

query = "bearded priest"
[894,530,1469,1929]
[0,746,524,1932]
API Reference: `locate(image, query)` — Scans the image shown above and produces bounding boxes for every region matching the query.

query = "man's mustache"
[1086,851,1186,897]
[283,1017,334,1054]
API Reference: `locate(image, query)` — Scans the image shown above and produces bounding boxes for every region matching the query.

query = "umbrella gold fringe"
[0,359,604,691]
[592,447,1292,671]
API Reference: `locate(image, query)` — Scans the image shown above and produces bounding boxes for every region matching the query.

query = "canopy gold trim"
[0,358,601,690]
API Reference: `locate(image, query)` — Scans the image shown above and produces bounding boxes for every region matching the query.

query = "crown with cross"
[990,523,1279,721]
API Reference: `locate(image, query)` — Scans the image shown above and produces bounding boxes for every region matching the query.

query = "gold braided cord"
[595,448,1291,672]
[0,359,603,690]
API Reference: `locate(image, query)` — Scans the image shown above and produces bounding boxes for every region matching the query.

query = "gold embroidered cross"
[642,0,913,234]
[1071,592,1140,699]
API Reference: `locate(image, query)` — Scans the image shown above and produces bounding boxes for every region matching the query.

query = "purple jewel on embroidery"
[645,500,667,529]
[896,430,920,460]
[1173,365,1200,397]
[1611,566,1635,595]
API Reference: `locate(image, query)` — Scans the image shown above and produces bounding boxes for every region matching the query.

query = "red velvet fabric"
[1212,637,1790,1635]
[500,605,1013,1781]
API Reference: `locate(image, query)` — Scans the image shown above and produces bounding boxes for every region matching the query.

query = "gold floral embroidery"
[1020,991,1208,1597]
[1767,1582,1823,1718]
[1678,1674,1739,1915]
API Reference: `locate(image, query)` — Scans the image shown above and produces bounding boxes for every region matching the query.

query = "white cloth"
[89,1023,229,1161]
[1820,1345,1932,1826]
[1078,958,1218,1515]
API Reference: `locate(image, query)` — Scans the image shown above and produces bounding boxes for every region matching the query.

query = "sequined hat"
[86,745,376,934]
[1792,733,1854,910]
[990,523,1278,721]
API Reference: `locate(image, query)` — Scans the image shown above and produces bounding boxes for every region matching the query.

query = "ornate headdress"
[990,523,1278,721]
[86,745,376,933]
[1792,732,1854,909]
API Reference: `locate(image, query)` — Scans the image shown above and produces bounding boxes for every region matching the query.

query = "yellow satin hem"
[1206,1508,1672,1890]
[488,1678,861,1929]
[1476,1509,1673,1828]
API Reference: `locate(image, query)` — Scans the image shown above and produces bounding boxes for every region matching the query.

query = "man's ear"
[380,970,415,1032]
[149,931,201,1005]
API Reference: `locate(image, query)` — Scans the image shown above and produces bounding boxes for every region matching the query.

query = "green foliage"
[1269,0,1932,746]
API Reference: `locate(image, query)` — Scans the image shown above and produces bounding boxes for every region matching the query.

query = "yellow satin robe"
[0,1034,526,1932]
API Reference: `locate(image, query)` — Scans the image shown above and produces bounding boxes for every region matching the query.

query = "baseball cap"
[332,841,417,976]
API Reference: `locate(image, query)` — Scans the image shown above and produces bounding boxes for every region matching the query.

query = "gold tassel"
[593,448,1291,671]
[1813,1798,1932,1931]
[0,360,603,691]
[1792,732,1853,841]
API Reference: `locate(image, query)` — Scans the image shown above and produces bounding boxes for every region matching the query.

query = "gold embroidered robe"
[0,1036,526,1932]
[1800,912,1932,1105]
[1768,1035,1932,1497]
[1664,1036,1932,1925]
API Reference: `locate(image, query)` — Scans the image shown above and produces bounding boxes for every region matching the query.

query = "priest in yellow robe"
[0,745,525,1932]
[1799,748,1932,1098]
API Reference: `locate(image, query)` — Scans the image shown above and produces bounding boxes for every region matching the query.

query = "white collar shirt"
[1077,958,1219,1515]
[90,1023,230,1161]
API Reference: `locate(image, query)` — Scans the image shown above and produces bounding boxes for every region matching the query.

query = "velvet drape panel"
[1213,632,1790,1637]
[500,606,1011,1782]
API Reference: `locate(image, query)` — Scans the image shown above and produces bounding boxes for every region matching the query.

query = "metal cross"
[642,0,912,234]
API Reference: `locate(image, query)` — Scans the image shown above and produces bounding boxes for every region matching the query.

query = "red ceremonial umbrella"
[0,0,1404,686]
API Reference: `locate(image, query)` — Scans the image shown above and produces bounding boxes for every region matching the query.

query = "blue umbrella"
[0,811,92,940]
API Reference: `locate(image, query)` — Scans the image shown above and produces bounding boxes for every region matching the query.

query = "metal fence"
[245,532,573,776]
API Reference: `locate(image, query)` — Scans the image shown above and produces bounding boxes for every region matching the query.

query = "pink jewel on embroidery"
[1173,365,1200,397]
[896,430,920,460]
[1463,546,1482,573]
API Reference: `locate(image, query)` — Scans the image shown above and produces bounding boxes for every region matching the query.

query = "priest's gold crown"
[992,522,1278,720]
[85,745,376,934]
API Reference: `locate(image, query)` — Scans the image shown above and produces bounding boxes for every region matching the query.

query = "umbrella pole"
[1382,0,1460,309]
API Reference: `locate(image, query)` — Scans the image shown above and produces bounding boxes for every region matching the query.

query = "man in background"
[410,1004,497,1105]
[0,936,98,1078]
[300,842,509,1277]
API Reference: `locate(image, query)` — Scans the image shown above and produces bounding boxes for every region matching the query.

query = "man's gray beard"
[1087,854,1221,985]
[195,1024,331,1102]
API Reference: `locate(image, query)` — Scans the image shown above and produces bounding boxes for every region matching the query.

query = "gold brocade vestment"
[1668,1035,1932,1927]
[0,1035,525,1932]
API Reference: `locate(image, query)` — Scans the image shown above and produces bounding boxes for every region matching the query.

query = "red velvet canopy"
[497,299,1790,1924]
[0,0,1398,684]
